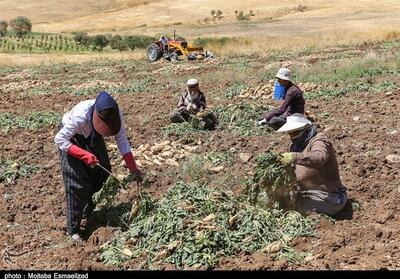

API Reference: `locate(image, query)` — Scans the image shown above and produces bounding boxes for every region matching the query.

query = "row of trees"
[0,16,156,52]
[0,31,157,53]
[0,36,90,53]
[73,32,156,51]
[0,16,32,37]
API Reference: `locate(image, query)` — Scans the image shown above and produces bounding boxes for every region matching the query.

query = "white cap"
[187,78,198,86]
[275,68,291,81]
[277,113,311,133]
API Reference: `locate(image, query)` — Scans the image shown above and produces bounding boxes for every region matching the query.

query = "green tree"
[73,32,90,46]
[124,36,136,51]
[104,33,113,41]
[90,34,108,51]
[0,20,8,37]
[110,35,128,51]
[124,35,155,49]
[10,16,32,37]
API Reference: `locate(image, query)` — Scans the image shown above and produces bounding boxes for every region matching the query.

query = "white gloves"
[187,103,197,113]
[258,119,267,126]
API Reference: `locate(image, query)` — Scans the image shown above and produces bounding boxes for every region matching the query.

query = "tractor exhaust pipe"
[174,30,176,41]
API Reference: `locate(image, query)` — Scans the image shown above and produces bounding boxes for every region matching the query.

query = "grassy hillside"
[0,0,399,36]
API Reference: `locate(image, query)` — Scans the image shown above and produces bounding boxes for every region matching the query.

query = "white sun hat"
[275,68,291,81]
[277,114,311,133]
[187,78,198,86]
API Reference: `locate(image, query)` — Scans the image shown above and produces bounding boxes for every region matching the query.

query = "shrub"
[73,32,90,46]
[90,34,109,51]
[124,35,155,49]
[10,16,32,37]
[110,35,128,51]
[193,37,231,47]
[236,11,250,21]
[0,20,8,37]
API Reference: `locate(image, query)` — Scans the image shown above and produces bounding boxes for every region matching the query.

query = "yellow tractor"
[146,31,213,62]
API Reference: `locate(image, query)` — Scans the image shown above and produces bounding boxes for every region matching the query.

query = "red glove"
[123,152,142,175]
[68,144,98,167]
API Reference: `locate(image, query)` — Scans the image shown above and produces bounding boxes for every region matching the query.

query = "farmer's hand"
[187,104,196,113]
[84,153,99,168]
[280,152,293,164]
[130,169,144,183]
[196,109,207,118]
[123,152,143,182]
[68,144,99,168]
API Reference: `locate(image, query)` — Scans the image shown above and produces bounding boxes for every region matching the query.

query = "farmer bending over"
[258,68,305,130]
[54,91,142,241]
[278,113,347,216]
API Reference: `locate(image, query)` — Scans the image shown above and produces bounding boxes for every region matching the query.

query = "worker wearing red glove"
[55,91,142,241]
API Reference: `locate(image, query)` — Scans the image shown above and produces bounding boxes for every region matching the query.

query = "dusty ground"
[0,39,400,270]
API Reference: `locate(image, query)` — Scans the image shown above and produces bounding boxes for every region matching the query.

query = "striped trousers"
[58,129,111,235]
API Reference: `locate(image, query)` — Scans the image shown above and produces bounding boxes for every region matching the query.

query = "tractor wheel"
[170,52,179,62]
[147,43,162,62]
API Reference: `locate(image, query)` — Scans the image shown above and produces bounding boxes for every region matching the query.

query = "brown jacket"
[292,133,343,193]
[177,90,206,114]
[266,83,305,121]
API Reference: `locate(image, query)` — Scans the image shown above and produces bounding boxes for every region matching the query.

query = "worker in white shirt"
[54,91,142,242]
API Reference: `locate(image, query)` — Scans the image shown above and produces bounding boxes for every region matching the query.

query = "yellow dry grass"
[1,0,399,35]
[208,27,400,57]
[0,51,145,67]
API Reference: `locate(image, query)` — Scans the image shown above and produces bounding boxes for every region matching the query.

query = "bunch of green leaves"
[181,155,209,183]
[0,160,39,185]
[92,193,155,229]
[214,103,268,136]
[224,83,247,98]
[101,182,316,269]
[206,151,235,166]
[0,111,60,132]
[93,176,124,207]
[162,122,199,136]
[162,116,207,136]
[246,152,296,205]
[93,172,149,207]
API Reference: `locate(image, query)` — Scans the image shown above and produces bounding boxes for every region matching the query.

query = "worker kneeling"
[169,78,217,130]
[277,114,347,216]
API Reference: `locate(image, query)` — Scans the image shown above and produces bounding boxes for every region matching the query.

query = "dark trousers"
[258,110,287,131]
[169,110,218,130]
[169,109,191,123]
[58,130,110,235]
[200,113,218,130]
[269,115,287,130]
